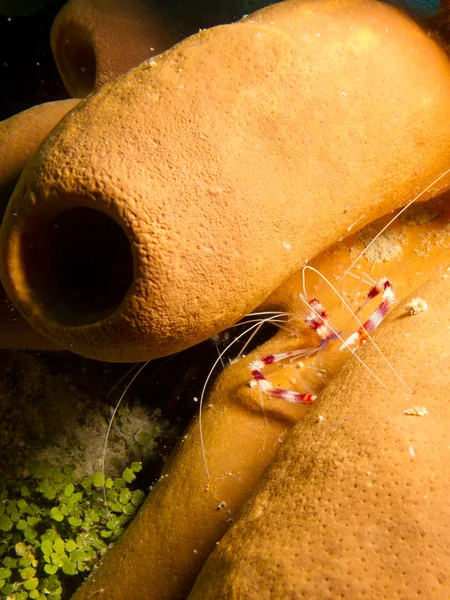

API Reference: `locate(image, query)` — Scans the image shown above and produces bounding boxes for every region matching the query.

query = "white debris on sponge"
[404,406,428,416]
[405,297,428,315]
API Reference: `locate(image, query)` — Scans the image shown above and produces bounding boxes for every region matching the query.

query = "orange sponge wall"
[50,0,184,97]
[189,267,450,599]
[49,0,287,98]
[0,99,79,349]
[2,0,450,362]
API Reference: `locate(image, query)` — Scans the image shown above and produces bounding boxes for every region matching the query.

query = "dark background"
[0,1,68,121]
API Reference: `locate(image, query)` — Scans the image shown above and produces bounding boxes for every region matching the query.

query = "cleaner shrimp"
[248,276,400,405]
[196,165,450,479]
[101,165,450,490]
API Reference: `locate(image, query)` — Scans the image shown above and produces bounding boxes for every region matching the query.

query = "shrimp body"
[250,358,316,404]
[340,279,396,351]
[251,278,397,403]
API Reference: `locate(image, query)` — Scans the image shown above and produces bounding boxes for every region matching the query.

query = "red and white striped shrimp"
[101,166,450,484]
[248,275,404,406]
[249,298,335,404]
[243,165,450,415]
[339,277,396,350]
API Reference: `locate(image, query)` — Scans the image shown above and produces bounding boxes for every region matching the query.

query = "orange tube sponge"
[50,0,274,98]
[0,99,78,349]
[50,0,183,97]
[72,195,450,600]
[189,266,450,599]
[0,99,79,215]
[2,0,450,363]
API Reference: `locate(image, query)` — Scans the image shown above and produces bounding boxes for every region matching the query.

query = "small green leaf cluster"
[0,462,145,600]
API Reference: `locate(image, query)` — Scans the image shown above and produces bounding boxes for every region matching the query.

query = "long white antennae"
[199,312,287,480]
[216,311,296,340]
[298,290,388,390]
[343,165,450,278]
[238,320,265,359]
[302,265,412,392]
[101,352,179,509]
[101,360,150,509]
[234,315,294,358]
[107,362,141,398]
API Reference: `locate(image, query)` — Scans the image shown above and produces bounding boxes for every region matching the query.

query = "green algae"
[0,461,144,600]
